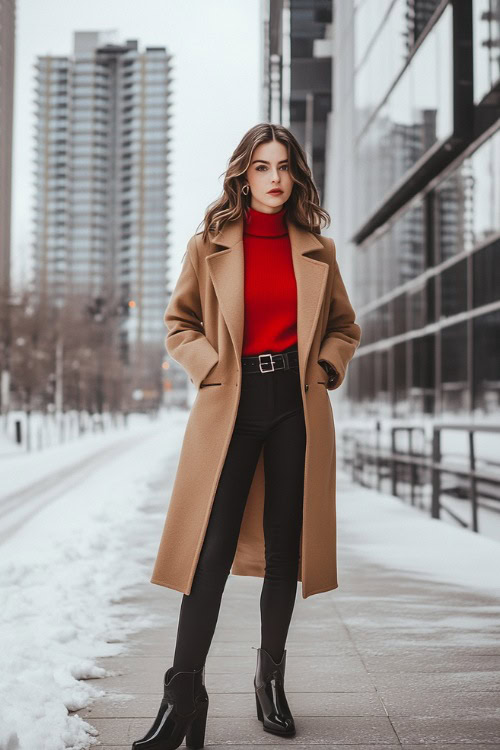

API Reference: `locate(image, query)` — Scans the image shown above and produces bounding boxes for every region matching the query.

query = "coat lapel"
[206,213,329,378]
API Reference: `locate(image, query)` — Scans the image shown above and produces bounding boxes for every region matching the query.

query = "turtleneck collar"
[244,205,288,237]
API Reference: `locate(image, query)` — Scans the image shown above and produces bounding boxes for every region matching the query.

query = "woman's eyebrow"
[250,159,288,165]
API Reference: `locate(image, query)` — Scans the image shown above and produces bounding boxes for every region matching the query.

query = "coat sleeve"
[317,239,361,391]
[164,235,219,389]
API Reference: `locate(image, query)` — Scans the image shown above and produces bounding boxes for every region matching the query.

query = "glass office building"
[262,0,332,200]
[330,0,500,417]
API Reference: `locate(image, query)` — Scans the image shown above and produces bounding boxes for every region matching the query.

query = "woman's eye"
[256,165,288,171]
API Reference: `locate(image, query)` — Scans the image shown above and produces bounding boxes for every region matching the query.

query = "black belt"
[241,348,299,374]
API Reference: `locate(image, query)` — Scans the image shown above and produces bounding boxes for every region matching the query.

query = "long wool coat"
[150,214,361,598]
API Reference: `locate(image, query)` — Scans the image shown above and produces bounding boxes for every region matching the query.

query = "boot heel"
[185,697,209,749]
[255,691,263,721]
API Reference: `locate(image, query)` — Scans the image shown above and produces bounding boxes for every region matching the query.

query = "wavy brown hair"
[198,123,330,244]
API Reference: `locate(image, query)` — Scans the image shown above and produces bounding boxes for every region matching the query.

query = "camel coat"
[150,214,361,598]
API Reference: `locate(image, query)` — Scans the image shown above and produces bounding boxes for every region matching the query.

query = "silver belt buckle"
[258,353,274,373]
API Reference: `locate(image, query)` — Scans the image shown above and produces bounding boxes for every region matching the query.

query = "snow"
[336,468,500,598]
[0,410,187,750]
[0,411,141,498]
[0,409,131,460]
[1,409,499,749]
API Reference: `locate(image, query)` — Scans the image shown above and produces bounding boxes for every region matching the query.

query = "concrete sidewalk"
[77,472,500,749]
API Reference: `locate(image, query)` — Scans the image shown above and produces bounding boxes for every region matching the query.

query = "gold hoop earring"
[242,183,250,195]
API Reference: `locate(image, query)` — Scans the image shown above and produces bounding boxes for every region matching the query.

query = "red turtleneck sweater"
[242,205,298,356]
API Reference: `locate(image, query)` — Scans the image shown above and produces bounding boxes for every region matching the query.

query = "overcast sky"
[11,0,261,289]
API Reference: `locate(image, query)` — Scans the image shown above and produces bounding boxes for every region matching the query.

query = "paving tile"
[368,670,500,692]
[377,687,500,718]
[390,716,500,745]
[361,652,500,673]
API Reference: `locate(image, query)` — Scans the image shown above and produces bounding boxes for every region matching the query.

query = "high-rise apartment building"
[0,0,15,300]
[328,0,500,417]
[33,31,173,384]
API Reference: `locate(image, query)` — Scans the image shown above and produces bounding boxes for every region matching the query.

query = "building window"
[473,0,500,104]
[375,349,391,410]
[441,321,468,414]
[435,127,500,261]
[354,0,408,129]
[355,4,453,225]
[411,333,435,414]
[393,293,408,336]
[473,238,500,308]
[473,309,500,413]
[394,340,408,414]
[441,258,468,318]
[356,195,426,306]
[360,352,376,403]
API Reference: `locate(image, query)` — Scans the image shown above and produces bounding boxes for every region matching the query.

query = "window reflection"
[441,259,467,318]
[435,167,474,260]
[474,310,500,413]
[394,341,408,414]
[408,280,426,330]
[393,293,407,336]
[362,353,376,402]
[355,4,453,225]
[435,127,500,260]
[441,322,468,414]
[379,302,392,340]
[473,238,500,307]
[411,334,435,414]
[473,0,500,104]
[354,0,407,129]
[375,349,391,409]
[355,196,425,306]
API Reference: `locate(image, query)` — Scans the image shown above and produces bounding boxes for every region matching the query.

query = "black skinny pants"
[172,346,306,671]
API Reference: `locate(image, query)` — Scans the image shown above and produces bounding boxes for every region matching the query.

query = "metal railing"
[341,422,500,533]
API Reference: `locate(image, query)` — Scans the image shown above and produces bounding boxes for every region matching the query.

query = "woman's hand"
[318,359,339,388]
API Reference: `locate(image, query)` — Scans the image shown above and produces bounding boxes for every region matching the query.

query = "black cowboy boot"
[131,664,209,749]
[254,647,296,737]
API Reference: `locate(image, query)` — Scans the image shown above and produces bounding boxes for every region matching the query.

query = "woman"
[132,123,361,749]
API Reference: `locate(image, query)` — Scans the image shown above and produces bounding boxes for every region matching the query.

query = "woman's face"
[245,140,293,213]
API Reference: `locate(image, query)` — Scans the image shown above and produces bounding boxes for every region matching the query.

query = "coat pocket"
[198,355,221,388]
